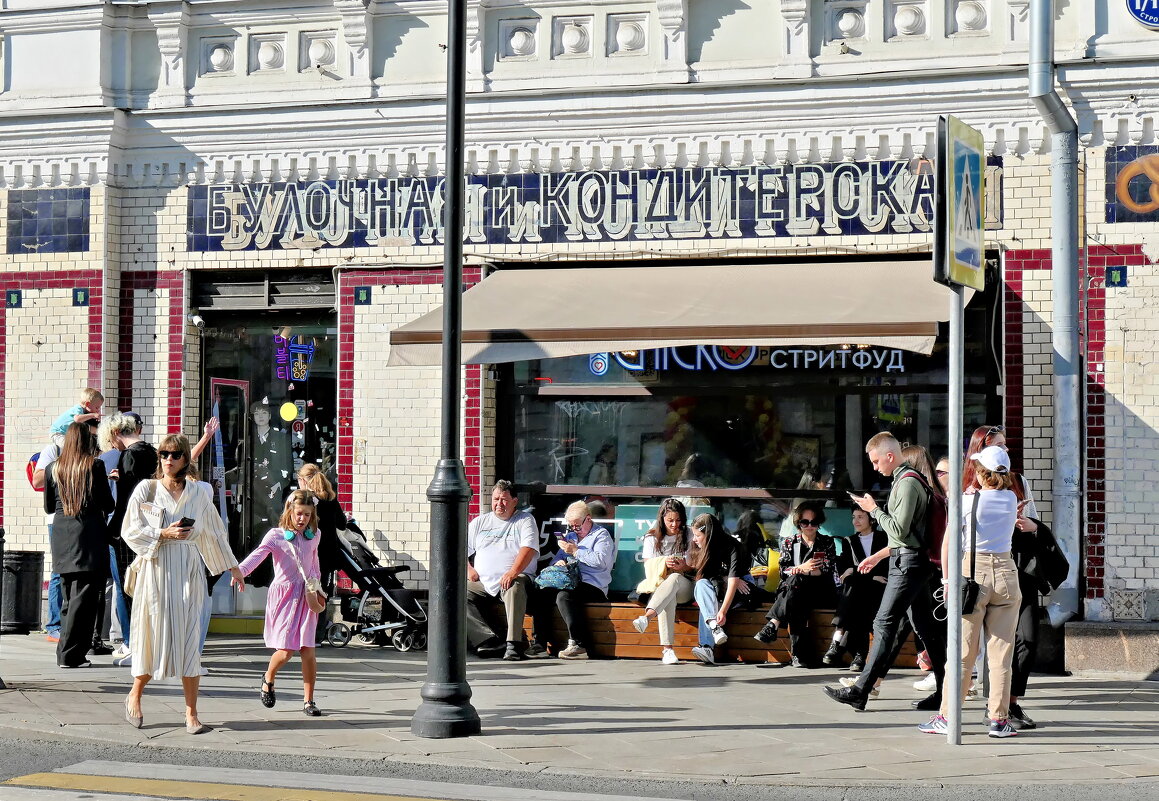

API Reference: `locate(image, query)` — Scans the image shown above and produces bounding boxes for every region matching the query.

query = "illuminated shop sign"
[589,346,906,375]
[188,161,950,251]
[274,335,316,381]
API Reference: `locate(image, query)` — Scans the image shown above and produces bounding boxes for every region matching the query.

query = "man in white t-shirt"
[466,480,540,661]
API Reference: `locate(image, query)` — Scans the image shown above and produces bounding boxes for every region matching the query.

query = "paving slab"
[1,632,1157,786]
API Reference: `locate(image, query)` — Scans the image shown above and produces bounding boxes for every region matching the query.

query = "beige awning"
[388,261,964,366]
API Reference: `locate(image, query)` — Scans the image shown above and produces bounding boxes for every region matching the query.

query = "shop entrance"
[200,310,338,615]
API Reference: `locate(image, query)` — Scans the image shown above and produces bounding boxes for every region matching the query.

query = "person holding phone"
[121,434,245,735]
[236,490,325,716]
[630,499,693,665]
[753,501,837,667]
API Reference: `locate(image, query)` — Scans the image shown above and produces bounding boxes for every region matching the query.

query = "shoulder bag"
[535,558,579,591]
[961,495,981,615]
[121,480,158,598]
[288,536,328,615]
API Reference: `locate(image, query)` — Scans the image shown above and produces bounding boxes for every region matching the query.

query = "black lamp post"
[0,527,7,690]
[410,0,480,739]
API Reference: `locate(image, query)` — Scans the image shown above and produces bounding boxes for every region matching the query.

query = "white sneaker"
[913,673,937,692]
[691,646,715,665]
[661,648,680,665]
[111,643,130,660]
[113,653,133,667]
[706,618,728,646]
[632,615,649,634]
[558,641,589,660]
[839,675,881,698]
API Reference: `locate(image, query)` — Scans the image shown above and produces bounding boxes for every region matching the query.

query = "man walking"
[823,432,946,711]
[466,480,540,661]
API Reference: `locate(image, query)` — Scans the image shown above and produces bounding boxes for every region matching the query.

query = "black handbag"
[961,496,981,615]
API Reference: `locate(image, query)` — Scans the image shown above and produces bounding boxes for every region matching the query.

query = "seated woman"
[532,500,615,660]
[734,510,776,602]
[823,507,888,670]
[630,499,692,665]
[753,501,837,668]
[685,513,749,666]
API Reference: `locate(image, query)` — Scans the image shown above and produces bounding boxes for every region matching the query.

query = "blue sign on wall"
[186,161,944,252]
[5,188,90,255]
[1126,0,1159,29]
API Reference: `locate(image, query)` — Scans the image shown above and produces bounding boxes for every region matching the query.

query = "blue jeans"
[694,579,720,647]
[46,525,62,635]
[854,551,946,694]
[108,546,130,647]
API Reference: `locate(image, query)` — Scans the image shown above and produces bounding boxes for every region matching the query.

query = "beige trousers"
[941,552,1022,721]
[467,575,531,643]
[648,573,695,647]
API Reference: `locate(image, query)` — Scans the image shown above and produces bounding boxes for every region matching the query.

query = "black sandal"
[303,701,321,717]
[260,678,276,708]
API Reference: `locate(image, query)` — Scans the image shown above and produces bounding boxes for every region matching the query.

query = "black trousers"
[832,575,887,660]
[532,582,607,649]
[767,574,837,664]
[57,571,104,667]
[854,552,946,695]
[1010,576,1039,697]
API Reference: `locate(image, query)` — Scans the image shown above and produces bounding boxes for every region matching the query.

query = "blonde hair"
[298,463,335,501]
[97,412,137,452]
[866,431,900,455]
[565,500,590,524]
[976,466,1014,491]
[80,387,105,406]
[279,489,319,532]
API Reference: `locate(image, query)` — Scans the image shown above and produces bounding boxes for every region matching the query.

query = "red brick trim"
[0,270,103,527]
[119,271,185,432]
[335,267,484,516]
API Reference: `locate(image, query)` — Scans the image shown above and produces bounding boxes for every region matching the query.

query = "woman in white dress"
[121,433,245,734]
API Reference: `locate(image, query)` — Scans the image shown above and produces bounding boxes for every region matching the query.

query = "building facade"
[1,1,1157,628]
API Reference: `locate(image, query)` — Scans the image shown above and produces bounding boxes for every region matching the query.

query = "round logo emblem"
[588,352,609,376]
[1127,0,1159,29]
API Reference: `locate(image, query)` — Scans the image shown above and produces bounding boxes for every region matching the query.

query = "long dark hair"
[686,513,726,580]
[735,510,766,558]
[55,422,98,517]
[648,498,688,554]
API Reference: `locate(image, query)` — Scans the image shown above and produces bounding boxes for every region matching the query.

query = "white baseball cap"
[970,444,1010,474]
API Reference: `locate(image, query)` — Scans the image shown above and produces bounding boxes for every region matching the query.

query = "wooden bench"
[525,602,918,665]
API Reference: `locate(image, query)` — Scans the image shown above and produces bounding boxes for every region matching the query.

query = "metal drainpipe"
[1029,0,1081,622]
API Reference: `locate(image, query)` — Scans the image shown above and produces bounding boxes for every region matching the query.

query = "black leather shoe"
[821,644,845,666]
[824,685,868,711]
[90,641,114,656]
[475,640,506,659]
[912,693,942,711]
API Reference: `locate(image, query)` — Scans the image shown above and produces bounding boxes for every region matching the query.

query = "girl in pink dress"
[235,490,324,716]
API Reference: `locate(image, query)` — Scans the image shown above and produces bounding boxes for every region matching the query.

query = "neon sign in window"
[274,335,316,382]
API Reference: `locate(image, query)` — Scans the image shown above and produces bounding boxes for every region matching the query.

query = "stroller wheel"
[391,630,415,652]
[356,632,378,646]
[411,631,427,651]
[327,623,352,648]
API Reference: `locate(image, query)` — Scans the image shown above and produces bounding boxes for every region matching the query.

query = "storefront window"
[201,312,338,612]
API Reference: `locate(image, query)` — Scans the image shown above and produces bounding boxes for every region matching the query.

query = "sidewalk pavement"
[1,632,1157,787]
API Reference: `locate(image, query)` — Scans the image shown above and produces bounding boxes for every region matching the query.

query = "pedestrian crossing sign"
[937,115,986,290]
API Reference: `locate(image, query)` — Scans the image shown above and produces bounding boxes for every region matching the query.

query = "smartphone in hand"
[178,516,196,528]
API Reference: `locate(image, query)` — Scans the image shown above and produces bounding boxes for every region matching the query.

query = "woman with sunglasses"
[121,434,245,734]
[962,424,1043,731]
[753,501,837,668]
[236,490,325,716]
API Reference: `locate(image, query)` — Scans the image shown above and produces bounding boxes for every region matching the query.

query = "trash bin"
[2,550,44,634]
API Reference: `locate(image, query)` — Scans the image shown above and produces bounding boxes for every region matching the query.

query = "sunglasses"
[566,516,590,532]
[158,450,185,460]
[799,519,820,527]
[986,425,1005,436]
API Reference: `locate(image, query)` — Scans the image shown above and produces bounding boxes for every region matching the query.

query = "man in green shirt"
[823,432,946,712]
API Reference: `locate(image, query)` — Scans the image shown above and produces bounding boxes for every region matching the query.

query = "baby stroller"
[325,521,428,651]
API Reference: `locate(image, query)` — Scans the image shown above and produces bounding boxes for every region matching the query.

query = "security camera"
[188,313,205,329]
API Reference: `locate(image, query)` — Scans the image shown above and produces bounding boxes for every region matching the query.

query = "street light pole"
[411,0,480,739]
